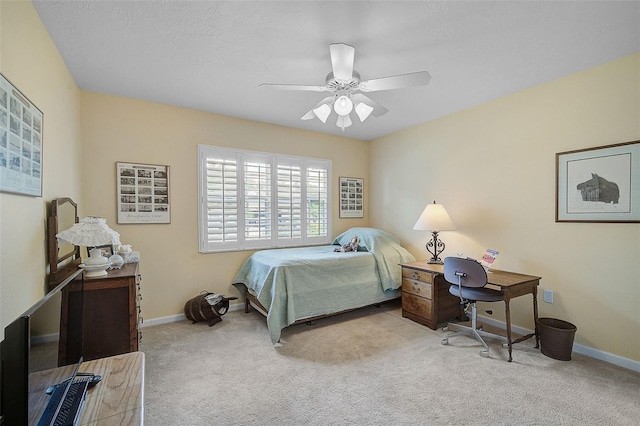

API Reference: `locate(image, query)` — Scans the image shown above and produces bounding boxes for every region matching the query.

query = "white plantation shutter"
[199,151,240,251]
[276,160,303,245]
[306,163,329,241]
[199,145,331,252]
[244,157,272,248]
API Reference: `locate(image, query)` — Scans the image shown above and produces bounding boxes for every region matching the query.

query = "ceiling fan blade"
[301,96,335,121]
[260,83,328,92]
[351,93,389,118]
[329,43,355,81]
[359,71,431,92]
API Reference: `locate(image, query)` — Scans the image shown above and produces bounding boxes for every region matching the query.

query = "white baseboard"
[140,302,244,328]
[477,314,640,373]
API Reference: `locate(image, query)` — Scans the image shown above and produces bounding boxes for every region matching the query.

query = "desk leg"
[507,285,541,359]
[504,297,513,362]
[532,290,540,349]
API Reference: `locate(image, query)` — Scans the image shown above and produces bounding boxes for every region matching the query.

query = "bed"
[232,227,415,343]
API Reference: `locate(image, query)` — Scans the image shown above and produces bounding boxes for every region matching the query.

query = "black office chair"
[440,257,507,357]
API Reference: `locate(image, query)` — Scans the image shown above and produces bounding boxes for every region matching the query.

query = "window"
[198,145,332,252]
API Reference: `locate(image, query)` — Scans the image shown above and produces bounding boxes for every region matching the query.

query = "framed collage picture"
[339,177,363,218]
[0,73,43,196]
[556,140,639,223]
[116,162,170,224]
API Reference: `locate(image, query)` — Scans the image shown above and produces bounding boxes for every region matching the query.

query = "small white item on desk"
[109,254,125,269]
[124,251,140,263]
[480,249,499,272]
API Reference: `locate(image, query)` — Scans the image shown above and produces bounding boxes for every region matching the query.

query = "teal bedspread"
[233,228,415,343]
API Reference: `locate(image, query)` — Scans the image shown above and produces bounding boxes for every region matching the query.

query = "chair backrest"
[443,257,487,288]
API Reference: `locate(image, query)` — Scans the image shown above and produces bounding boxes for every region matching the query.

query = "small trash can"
[537,317,577,361]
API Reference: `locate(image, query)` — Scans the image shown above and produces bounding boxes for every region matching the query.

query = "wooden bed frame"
[235,282,400,326]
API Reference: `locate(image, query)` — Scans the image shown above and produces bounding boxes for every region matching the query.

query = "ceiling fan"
[260,43,431,131]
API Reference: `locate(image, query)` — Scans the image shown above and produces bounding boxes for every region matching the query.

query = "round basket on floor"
[184,293,229,327]
[537,317,577,361]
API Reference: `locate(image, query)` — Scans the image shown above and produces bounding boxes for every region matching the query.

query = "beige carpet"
[141,301,640,425]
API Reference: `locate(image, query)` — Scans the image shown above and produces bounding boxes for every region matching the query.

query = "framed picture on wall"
[339,177,364,218]
[116,162,171,224]
[0,72,43,197]
[556,140,640,222]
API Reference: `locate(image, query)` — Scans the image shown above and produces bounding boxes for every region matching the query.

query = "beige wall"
[79,92,369,320]
[369,53,640,362]
[0,0,82,331]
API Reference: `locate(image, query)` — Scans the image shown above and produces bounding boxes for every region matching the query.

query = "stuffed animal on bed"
[334,235,360,252]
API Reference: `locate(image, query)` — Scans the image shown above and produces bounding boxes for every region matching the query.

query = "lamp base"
[79,263,110,278]
[425,231,447,265]
[84,269,108,278]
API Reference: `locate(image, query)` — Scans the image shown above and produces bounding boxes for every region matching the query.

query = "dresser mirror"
[48,197,81,290]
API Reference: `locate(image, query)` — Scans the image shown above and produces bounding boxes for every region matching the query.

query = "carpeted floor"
[140,301,640,425]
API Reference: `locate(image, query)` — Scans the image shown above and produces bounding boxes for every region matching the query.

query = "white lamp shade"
[57,216,121,246]
[355,102,374,122]
[336,114,352,129]
[313,103,332,123]
[333,95,353,116]
[413,202,457,232]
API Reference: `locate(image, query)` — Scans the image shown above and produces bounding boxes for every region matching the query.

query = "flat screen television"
[1,269,84,425]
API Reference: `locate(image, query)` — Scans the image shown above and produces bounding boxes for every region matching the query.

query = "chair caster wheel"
[441,338,449,345]
[480,350,489,358]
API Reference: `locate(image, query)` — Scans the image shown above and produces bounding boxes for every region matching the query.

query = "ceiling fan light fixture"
[336,114,352,131]
[313,104,332,123]
[355,102,374,122]
[333,95,353,116]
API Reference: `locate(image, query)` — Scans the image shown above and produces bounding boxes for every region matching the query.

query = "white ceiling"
[33,1,640,141]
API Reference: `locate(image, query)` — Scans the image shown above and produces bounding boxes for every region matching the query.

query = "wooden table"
[401,260,541,361]
[29,352,145,425]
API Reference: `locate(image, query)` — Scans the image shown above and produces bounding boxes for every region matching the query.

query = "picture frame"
[88,244,114,258]
[0,72,43,197]
[339,177,364,218]
[556,140,640,223]
[116,161,170,224]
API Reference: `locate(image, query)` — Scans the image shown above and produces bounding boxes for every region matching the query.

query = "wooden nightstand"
[59,262,142,364]
[400,260,463,329]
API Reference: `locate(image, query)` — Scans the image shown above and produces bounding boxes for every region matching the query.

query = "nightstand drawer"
[402,278,433,299]
[402,293,433,319]
[402,268,433,283]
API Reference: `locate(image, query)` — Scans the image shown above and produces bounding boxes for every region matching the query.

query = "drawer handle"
[412,271,420,280]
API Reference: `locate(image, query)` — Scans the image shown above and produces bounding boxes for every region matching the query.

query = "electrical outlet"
[543,289,554,304]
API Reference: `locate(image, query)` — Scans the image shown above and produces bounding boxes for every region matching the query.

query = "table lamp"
[413,201,457,264]
[56,217,121,277]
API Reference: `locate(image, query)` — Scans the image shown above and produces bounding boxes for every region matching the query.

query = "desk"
[401,260,541,361]
[29,352,145,425]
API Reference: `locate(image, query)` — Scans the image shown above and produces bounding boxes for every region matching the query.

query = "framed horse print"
[556,140,639,222]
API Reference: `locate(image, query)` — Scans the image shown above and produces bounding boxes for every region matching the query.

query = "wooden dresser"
[400,260,463,330]
[59,262,142,364]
